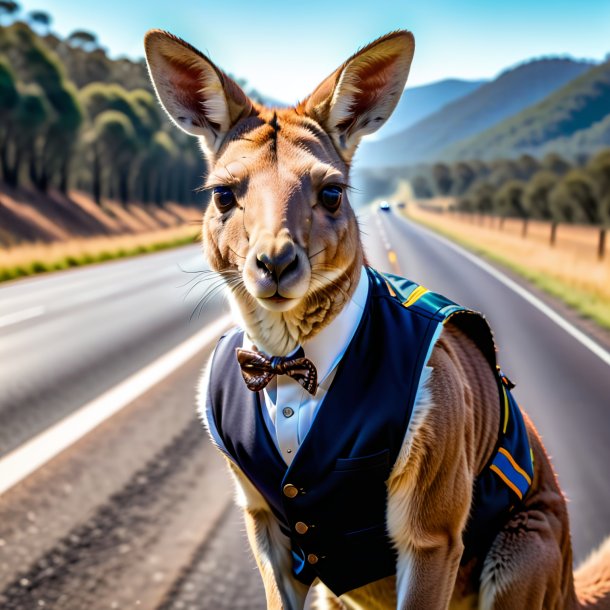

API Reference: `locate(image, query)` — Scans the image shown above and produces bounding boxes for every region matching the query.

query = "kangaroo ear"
[300,31,414,162]
[144,30,255,158]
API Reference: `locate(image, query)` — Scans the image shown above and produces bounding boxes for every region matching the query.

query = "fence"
[437,210,607,261]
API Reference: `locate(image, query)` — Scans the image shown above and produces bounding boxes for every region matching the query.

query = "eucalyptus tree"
[549,169,600,224]
[522,170,557,220]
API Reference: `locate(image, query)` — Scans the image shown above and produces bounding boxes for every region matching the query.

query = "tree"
[67,30,98,52]
[0,1,19,24]
[94,110,138,205]
[451,161,476,196]
[541,152,571,176]
[516,154,540,180]
[588,150,610,224]
[28,10,51,33]
[488,159,520,187]
[493,180,526,217]
[549,170,600,224]
[432,163,452,196]
[411,174,432,199]
[0,60,19,182]
[468,180,495,214]
[522,171,557,220]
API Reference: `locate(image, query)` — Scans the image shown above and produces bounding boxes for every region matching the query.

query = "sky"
[17,0,610,103]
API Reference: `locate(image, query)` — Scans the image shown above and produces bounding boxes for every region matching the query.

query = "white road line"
[0,313,233,496]
[404,217,610,368]
[0,306,46,329]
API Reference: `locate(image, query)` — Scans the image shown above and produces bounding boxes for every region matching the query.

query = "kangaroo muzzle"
[243,232,311,310]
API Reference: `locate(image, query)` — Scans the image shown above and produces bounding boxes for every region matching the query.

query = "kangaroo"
[144,29,610,609]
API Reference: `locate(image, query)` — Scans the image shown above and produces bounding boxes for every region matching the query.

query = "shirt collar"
[243,266,369,386]
[301,266,369,385]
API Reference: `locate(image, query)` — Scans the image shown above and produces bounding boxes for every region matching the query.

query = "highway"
[0,207,608,609]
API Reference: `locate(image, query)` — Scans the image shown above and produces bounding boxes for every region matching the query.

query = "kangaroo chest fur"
[204,267,534,596]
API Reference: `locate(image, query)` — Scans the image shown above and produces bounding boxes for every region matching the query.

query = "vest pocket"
[334,448,390,471]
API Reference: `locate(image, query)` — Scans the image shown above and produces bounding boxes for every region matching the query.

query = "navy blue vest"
[205,267,534,596]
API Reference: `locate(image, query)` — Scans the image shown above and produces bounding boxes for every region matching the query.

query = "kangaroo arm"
[226,460,309,610]
[387,327,495,609]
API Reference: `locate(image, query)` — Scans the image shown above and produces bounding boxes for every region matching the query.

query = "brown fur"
[145,29,610,609]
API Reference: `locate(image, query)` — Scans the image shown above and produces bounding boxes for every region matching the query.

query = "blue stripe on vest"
[205,267,534,595]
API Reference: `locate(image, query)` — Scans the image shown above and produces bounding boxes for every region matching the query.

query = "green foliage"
[494,179,526,217]
[0,59,18,112]
[417,151,609,225]
[449,60,610,160]
[549,169,600,224]
[0,19,204,205]
[432,163,452,195]
[0,1,19,21]
[522,170,557,220]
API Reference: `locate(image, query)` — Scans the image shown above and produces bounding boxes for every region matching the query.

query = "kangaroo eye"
[319,185,343,212]
[213,186,236,212]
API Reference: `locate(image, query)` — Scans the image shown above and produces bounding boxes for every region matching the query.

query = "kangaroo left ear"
[300,31,415,162]
[144,29,255,159]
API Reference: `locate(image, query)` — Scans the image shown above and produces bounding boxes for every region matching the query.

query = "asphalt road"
[0,245,225,456]
[0,207,608,609]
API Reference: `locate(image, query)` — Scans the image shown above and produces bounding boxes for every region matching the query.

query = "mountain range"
[355,57,601,169]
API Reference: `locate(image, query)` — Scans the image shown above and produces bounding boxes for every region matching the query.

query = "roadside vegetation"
[0,224,200,282]
[405,204,610,332]
[409,150,610,225]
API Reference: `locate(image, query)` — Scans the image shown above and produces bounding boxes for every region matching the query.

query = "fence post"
[599,228,607,261]
[522,219,528,238]
[550,222,557,247]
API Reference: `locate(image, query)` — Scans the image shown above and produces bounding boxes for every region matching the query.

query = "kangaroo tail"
[576,536,610,609]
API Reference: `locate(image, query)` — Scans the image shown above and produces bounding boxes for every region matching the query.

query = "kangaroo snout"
[256,239,299,281]
[243,233,310,309]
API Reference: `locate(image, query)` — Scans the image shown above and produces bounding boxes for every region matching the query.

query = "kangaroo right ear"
[144,30,254,158]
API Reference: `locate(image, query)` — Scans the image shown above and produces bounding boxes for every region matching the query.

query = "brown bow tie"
[236,347,318,396]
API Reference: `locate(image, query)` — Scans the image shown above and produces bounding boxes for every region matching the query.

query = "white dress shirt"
[243,267,369,465]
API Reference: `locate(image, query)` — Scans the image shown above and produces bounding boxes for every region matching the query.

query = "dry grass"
[407,205,610,330]
[0,224,201,282]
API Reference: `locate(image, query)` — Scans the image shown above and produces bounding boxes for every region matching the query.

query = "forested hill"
[444,59,610,161]
[0,14,272,211]
[356,58,594,169]
[371,78,487,140]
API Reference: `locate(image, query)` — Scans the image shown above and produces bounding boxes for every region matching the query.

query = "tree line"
[411,151,610,225]
[0,6,207,207]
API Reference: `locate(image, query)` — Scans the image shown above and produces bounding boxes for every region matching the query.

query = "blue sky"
[20,0,610,103]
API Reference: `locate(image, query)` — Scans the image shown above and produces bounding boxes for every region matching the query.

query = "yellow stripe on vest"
[498,447,532,485]
[489,464,523,500]
[502,386,509,434]
[385,280,396,298]
[403,285,428,308]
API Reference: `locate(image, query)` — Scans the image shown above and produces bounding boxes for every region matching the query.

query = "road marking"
[0,306,45,329]
[0,313,233,496]
[374,211,401,274]
[404,218,610,368]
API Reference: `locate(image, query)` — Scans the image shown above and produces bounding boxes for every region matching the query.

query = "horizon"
[12,0,610,103]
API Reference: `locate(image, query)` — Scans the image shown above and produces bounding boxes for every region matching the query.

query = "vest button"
[294,521,309,535]
[283,484,299,498]
[282,407,294,418]
[307,553,319,565]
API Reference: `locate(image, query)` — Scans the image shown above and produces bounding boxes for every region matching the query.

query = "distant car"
[397,202,406,209]
[379,202,391,212]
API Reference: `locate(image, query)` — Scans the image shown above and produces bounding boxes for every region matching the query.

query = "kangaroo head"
[145,30,414,355]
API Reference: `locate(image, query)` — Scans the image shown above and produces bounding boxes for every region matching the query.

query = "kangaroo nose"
[256,242,299,281]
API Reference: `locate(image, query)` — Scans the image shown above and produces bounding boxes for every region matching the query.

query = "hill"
[371,78,486,140]
[355,58,594,169]
[444,60,610,161]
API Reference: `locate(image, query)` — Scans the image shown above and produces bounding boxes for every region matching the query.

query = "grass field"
[407,204,610,331]
[0,224,200,283]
